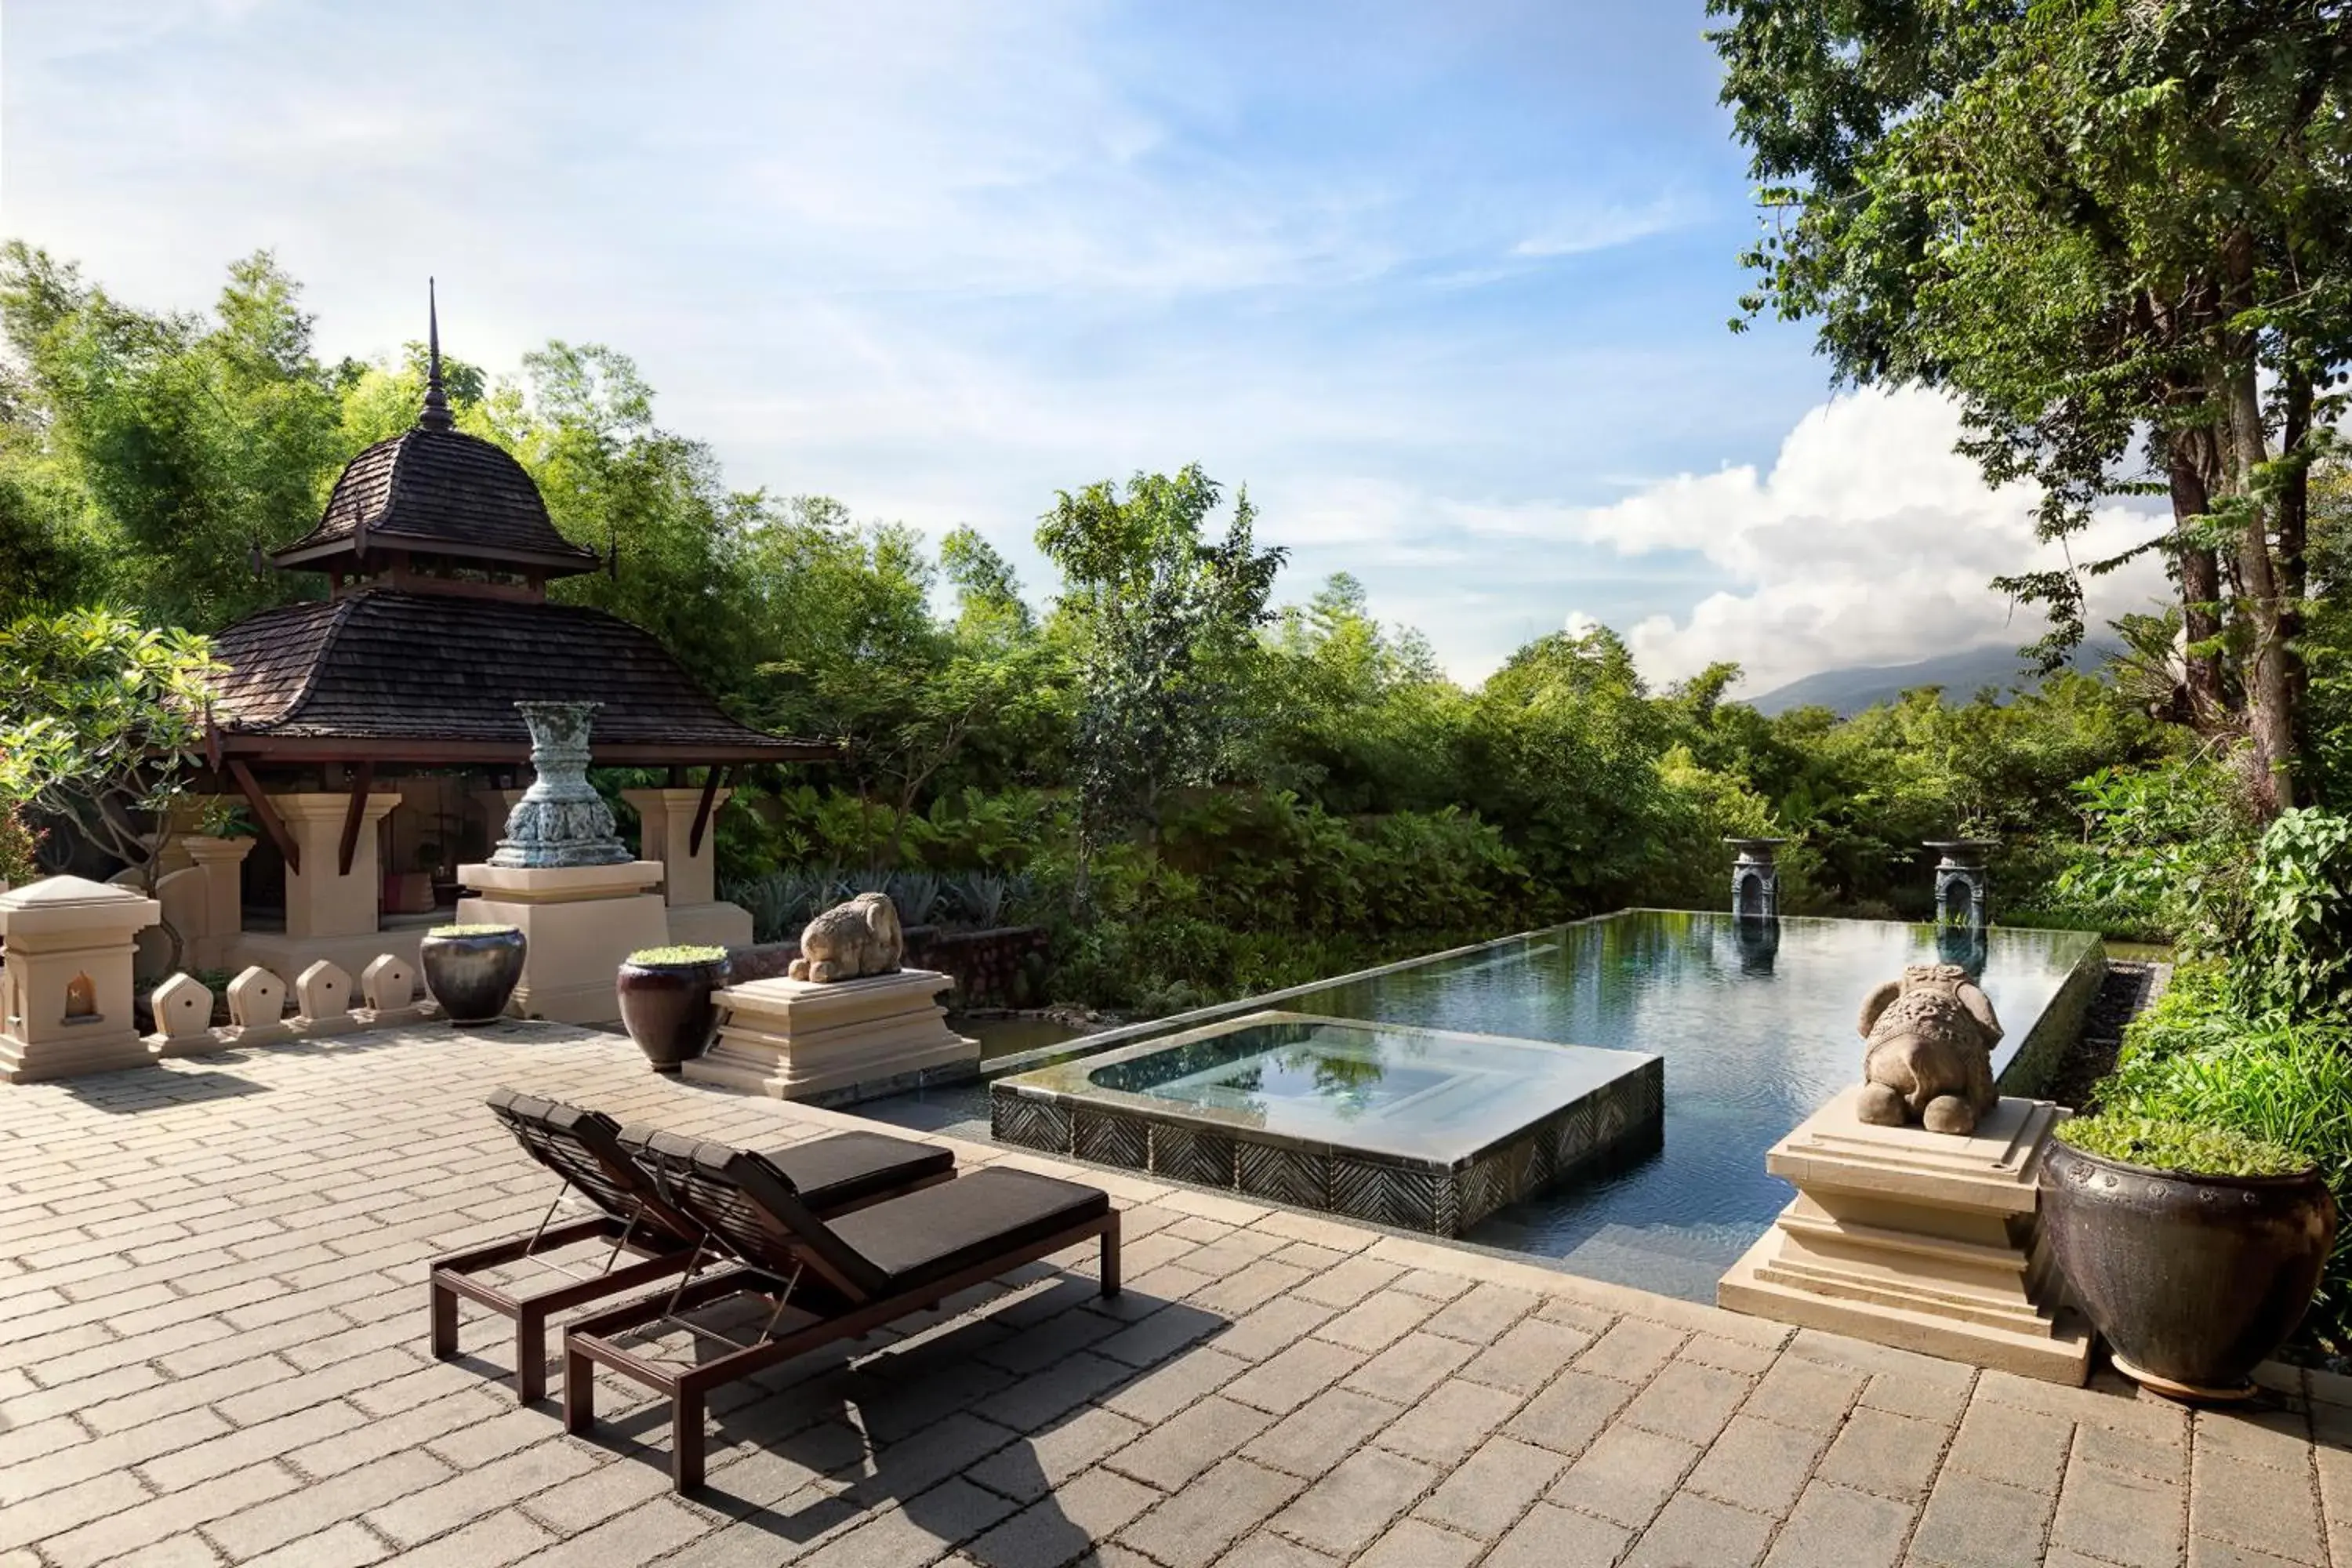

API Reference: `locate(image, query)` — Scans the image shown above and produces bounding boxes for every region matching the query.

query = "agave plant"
[952,871,1011,928]
[887,869,944,928]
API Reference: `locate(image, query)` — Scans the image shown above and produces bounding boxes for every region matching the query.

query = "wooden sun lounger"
[564,1127,1119,1493]
[430,1089,954,1402]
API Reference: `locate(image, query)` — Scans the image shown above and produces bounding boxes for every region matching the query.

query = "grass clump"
[626,944,728,966]
[429,924,521,938]
[2056,1113,2310,1178]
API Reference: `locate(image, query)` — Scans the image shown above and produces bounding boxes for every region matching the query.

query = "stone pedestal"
[1719,1086,2092,1385]
[622,786,753,949]
[456,861,667,1025]
[686,968,978,1102]
[275,793,403,940]
[0,877,163,1082]
[180,835,255,971]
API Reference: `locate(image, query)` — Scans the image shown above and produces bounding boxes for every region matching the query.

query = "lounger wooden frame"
[561,1147,1120,1494]
[430,1094,950,1403]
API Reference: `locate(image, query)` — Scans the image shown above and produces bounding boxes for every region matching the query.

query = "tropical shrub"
[2231,809,2352,1021]
[0,801,41,885]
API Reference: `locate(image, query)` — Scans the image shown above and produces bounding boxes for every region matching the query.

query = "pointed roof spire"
[419,277,453,431]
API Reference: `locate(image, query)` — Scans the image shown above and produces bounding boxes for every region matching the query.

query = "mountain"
[1746,644,2112,718]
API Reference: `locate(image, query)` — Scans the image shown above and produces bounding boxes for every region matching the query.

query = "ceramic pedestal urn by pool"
[2041,1133,2336,1399]
[419,925,527,1024]
[616,946,732,1071]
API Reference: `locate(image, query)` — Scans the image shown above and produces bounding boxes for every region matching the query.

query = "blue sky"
[2,1,2165,691]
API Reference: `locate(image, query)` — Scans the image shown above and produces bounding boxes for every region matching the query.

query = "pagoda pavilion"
[169,295,829,987]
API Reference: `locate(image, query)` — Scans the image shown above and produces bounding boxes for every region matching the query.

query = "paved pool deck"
[2,1018,2348,1568]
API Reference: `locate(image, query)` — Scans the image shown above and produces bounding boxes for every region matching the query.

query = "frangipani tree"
[0,608,227,967]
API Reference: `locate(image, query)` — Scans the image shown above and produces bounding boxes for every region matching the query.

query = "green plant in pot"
[2040,1113,2336,1400]
[617,945,732,1073]
[420,924,527,1025]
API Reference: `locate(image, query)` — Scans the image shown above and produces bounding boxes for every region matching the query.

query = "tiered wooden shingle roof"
[208,288,829,767]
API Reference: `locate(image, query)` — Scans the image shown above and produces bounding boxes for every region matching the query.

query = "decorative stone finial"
[488,702,632,869]
[419,278,454,432]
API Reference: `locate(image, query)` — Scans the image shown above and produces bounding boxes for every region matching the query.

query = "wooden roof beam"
[337,763,376,877]
[688,765,729,858]
[227,760,300,875]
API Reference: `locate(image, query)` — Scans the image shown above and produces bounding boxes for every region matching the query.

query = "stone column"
[622,786,752,949]
[273,793,403,940]
[0,876,163,1082]
[180,835,255,971]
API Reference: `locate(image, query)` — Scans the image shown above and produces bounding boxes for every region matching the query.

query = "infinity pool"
[873,910,2102,1301]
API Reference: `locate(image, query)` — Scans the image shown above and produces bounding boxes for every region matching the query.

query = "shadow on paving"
[576,1269,1227,1559]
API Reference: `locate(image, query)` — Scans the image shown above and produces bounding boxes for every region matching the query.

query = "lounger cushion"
[826,1167,1110,1291]
[767,1131,953,1213]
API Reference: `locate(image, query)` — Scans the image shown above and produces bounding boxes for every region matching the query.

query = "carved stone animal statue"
[789,893,904,984]
[1855,963,2003,1136]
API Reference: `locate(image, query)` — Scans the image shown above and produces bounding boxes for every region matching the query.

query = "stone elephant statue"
[789,892,904,984]
[1855,962,2002,1136]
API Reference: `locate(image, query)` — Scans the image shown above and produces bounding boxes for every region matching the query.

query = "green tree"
[1036,466,1287,902]
[1709,0,2352,811]
[0,608,227,966]
[0,245,344,630]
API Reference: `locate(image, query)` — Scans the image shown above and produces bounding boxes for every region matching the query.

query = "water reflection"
[1102,911,2094,1303]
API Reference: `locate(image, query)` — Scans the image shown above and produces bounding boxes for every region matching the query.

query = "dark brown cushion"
[826,1167,1110,1292]
[765,1132,953,1214]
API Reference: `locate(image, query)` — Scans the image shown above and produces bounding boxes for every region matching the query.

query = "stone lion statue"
[789,892,904,984]
[1855,963,2003,1135]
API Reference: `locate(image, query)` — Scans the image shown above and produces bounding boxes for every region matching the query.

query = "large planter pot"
[616,953,731,1072]
[2040,1137,2336,1399]
[420,927,527,1025]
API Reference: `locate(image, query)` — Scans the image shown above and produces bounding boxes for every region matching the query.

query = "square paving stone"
[1906,1471,2053,1568]
[1576,1317,1690,1385]
[1103,1396,1272,1490]
[2049,1457,2185,1568]
[2187,1535,2318,1567]
[963,1467,1160,1568]
[1944,1397,2074,1494]
[1116,1457,1306,1568]
[1268,1446,1439,1559]
[1344,1332,1478,1405]
[1315,1291,1440,1354]
[1817,1406,1949,1501]
[1422,1283,1540,1345]
[1484,1501,1635,1568]
[1224,1339,1368,1416]
[1550,1422,1702,1530]
[2189,1446,2324,1566]
[1243,1388,1403,1479]
[1761,1481,1915,1568]
[1507,1370,1640,1458]
[1746,1356,1867,1434]
[1416,1436,1567,1539]
[1687,1414,1829,1515]
[1620,1360,1753,1447]
[1358,1516,1485,1568]
[2073,1418,2189,1484]
[1622,1490,1776,1568]
[1377,1377,1525,1466]
[1463,1317,1598,1396]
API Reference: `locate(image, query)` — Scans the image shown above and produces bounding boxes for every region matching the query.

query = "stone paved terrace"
[4,1021,2350,1568]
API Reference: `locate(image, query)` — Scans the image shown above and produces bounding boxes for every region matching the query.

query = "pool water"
[868,910,2100,1303]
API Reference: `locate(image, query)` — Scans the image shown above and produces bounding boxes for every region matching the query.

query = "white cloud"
[1552,387,2172,694]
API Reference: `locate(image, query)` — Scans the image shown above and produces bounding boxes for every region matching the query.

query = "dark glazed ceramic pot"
[615,954,732,1072]
[2040,1137,2336,1399]
[419,927,527,1025]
